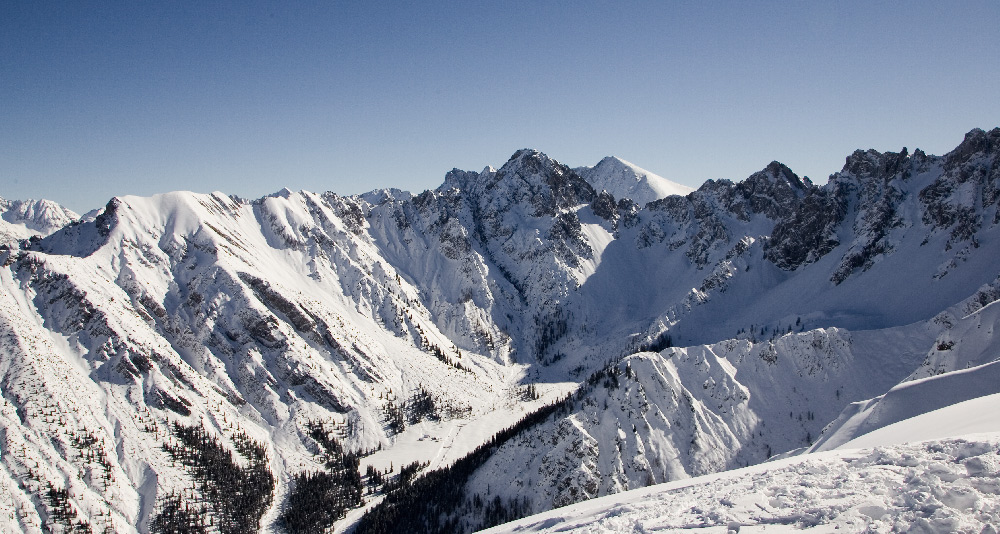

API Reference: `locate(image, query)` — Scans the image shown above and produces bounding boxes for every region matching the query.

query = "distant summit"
[576,156,694,206]
[0,196,79,246]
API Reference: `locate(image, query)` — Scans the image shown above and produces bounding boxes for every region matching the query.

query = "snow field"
[482,434,1000,533]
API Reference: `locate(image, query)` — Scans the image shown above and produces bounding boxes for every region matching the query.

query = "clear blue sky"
[2,1,998,214]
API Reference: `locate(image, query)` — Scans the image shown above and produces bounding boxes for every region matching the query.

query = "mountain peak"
[595,155,640,172]
[577,156,694,206]
[945,127,1000,167]
[0,196,79,246]
[840,147,918,183]
[506,148,544,162]
[753,161,809,189]
[487,149,595,217]
[499,148,564,176]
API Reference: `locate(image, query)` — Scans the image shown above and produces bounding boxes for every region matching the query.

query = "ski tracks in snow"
[428,421,466,471]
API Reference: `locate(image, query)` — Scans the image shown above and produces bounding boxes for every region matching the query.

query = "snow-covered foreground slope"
[485,395,1000,533]
[482,432,1000,533]
[481,276,1000,533]
[812,360,1000,453]
[809,278,1000,452]
[0,128,999,533]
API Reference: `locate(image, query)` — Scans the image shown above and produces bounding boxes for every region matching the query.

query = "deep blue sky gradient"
[3,1,999,213]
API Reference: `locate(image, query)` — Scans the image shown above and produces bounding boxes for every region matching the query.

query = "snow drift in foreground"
[483,395,1000,533]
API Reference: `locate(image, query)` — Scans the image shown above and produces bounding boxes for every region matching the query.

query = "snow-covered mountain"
[575,156,694,206]
[483,280,1000,533]
[421,276,998,532]
[0,197,79,247]
[0,128,998,533]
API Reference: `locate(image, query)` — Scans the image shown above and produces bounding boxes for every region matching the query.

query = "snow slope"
[811,361,1000,452]
[481,432,1000,533]
[0,190,535,532]
[484,385,1000,533]
[840,394,1000,450]
[810,278,1000,452]
[447,322,938,530]
[481,259,1000,533]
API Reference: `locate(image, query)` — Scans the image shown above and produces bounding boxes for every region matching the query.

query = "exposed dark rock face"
[807,148,913,283]
[498,149,596,217]
[591,190,617,222]
[765,189,845,271]
[95,198,121,237]
[590,191,642,235]
[367,149,602,361]
[549,211,592,267]
[765,130,1000,280]
[638,162,809,267]
[324,192,367,236]
[921,128,1000,240]
[732,161,810,221]
[617,197,640,229]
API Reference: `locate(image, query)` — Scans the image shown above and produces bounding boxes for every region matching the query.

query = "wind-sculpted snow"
[812,361,1000,454]
[909,273,1000,380]
[483,433,1000,533]
[811,280,1000,452]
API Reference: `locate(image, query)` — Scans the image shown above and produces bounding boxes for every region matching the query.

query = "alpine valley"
[2,128,1000,533]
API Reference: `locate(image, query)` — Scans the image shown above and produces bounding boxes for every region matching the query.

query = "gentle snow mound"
[813,361,1000,452]
[837,392,1000,451]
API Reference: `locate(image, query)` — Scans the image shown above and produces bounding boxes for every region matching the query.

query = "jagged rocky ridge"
[0,129,997,532]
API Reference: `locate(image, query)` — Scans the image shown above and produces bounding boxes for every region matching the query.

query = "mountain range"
[0,128,998,533]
